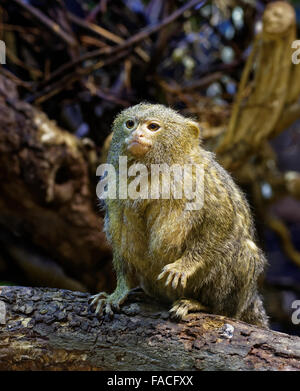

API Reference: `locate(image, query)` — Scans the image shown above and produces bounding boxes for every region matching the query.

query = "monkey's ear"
[187,121,201,139]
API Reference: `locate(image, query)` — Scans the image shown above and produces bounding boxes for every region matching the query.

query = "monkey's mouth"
[127,139,151,156]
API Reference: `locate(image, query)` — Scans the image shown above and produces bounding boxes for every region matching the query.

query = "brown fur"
[90,103,269,328]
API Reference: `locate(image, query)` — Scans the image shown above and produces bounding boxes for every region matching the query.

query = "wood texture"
[0,286,299,371]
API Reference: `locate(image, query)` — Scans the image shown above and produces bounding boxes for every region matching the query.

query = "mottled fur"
[90,103,269,328]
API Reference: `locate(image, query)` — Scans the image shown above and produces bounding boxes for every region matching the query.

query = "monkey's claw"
[89,289,129,318]
[89,292,110,316]
[170,299,207,320]
[157,262,191,289]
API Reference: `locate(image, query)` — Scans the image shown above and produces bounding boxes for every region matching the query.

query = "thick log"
[0,286,300,371]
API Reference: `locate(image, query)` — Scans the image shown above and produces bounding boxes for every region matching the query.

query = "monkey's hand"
[170,298,208,320]
[89,287,130,318]
[157,259,197,289]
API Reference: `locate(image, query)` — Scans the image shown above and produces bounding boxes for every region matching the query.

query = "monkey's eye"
[125,119,135,129]
[147,123,160,131]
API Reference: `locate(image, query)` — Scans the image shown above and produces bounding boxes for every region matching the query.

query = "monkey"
[90,103,269,328]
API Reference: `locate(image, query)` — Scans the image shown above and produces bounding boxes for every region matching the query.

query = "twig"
[158,72,224,94]
[80,35,108,48]
[68,11,123,45]
[67,11,149,62]
[28,49,131,103]
[0,67,33,90]
[38,0,207,89]
[85,80,130,107]
[0,23,40,34]
[11,0,77,47]
[86,0,107,22]
[5,47,43,78]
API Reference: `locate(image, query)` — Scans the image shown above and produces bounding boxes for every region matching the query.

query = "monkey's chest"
[116,204,182,273]
[109,204,188,302]
[118,208,148,265]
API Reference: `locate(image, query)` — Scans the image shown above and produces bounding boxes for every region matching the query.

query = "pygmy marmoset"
[90,103,269,328]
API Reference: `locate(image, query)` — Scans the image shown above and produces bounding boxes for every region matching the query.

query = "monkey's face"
[123,117,162,157]
[111,103,200,164]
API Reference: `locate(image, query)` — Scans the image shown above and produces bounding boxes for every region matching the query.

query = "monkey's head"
[110,103,200,164]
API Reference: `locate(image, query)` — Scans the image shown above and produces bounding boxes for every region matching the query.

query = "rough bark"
[0,75,112,292]
[0,285,300,371]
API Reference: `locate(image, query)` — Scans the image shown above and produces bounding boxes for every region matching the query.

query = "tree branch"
[1,286,300,371]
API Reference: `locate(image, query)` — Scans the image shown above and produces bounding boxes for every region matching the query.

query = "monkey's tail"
[241,294,269,328]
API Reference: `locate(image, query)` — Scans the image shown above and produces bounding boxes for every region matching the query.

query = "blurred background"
[0,0,300,335]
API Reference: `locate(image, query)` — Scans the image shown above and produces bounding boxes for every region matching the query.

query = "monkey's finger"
[157,270,167,280]
[175,306,188,319]
[90,292,108,299]
[95,299,105,315]
[170,311,181,321]
[170,303,189,320]
[165,271,174,286]
[117,295,128,307]
[111,301,120,312]
[105,303,114,319]
[180,273,187,289]
[169,308,184,321]
[170,302,180,312]
[90,296,102,307]
[89,292,108,304]
[172,273,180,289]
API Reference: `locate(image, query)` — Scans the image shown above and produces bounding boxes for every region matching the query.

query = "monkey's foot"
[89,289,130,318]
[157,261,194,289]
[169,299,208,320]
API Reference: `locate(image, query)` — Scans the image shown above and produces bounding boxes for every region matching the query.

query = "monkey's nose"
[131,131,144,141]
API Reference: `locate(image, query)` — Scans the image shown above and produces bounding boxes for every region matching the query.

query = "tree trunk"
[0,75,112,292]
[0,285,299,371]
